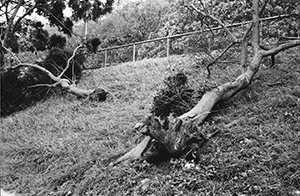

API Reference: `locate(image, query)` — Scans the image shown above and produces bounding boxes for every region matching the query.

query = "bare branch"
[280,36,300,40]
[259,0,270,17]
[28,82,60,88]
[190,4,238,43]
[206,42,237,77]
[39,7,83,38]
[262,40,300,57]
[13,63,60,81]
[13,4,37,33]
[3,0,23,43]
[58,44,83,79]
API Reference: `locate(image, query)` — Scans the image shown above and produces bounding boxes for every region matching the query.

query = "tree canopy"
[0,0,114,53]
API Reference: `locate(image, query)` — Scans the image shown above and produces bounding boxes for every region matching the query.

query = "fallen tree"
[0,43,108,116]
[111,0,300,166]
[0,0,115,116]
[10,45,107,99]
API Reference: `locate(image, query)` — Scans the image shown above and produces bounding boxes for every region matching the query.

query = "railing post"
[166,37,170,58]
[133,43,136,62]
[104,49,108,67]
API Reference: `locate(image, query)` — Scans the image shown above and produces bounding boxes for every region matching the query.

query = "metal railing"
[97,15,288,66]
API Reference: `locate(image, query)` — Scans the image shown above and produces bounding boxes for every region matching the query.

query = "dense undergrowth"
[0,48,299,196]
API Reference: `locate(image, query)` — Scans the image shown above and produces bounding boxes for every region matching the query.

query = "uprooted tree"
[111,0,300,166]
[0,0,115,116]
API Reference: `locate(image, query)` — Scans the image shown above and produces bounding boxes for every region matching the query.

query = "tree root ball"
[89,88,108,102]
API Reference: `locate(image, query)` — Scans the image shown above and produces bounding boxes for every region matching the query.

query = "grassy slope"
[0,49,299,196]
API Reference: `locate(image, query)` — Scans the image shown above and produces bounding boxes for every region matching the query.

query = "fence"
[96,15,288,66]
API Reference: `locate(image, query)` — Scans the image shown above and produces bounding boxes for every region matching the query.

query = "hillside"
[0,49,300,196]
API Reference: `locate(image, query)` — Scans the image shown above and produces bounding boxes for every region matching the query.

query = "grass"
[0,48,300,196]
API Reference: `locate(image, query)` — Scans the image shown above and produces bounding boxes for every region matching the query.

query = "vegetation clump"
[151,72,196,119]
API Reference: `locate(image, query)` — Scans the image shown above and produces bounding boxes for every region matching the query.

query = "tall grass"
[1,48,299,195]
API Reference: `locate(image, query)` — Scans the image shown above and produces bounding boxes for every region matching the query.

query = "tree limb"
[252,0,260,53]
[110,136,152,166]
[262,40,300,57]
[12,62,105,98]
[39,7,83,38]
[12,3,37,33]
[13,63,60,81]
[28,83,59,88]
[58,44,83,79]
[3,0,23,45]
[206,42,237,77]
[279,36,300,40]
[1,40,21,64]
[190,4,238,43]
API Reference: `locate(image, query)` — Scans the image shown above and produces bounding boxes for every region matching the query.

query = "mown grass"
[1,48,300,196]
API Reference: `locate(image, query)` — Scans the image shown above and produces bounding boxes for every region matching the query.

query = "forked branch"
[6,44,107,100]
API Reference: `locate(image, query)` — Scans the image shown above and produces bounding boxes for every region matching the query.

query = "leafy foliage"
[30,22,50,51]
[0,0,115,54]
[68,0,114,21]
[151,72,195,119]
[49,34,67,49]
[85,38,101,53]
[84,0,299,64]
[85,0,170,63]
